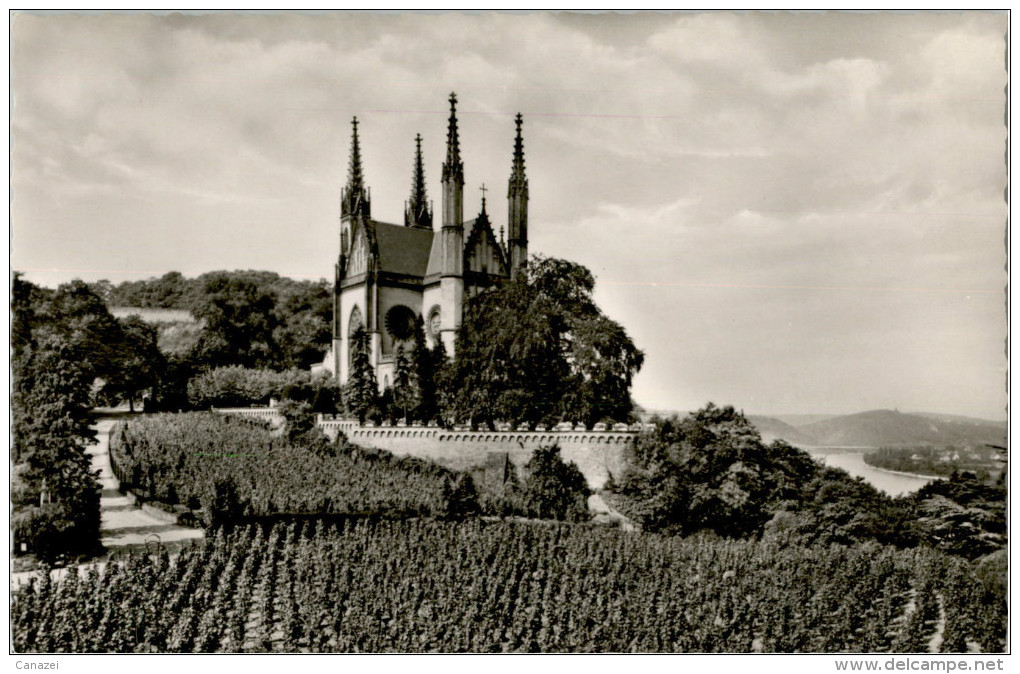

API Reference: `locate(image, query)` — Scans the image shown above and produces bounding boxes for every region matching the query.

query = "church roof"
[425,232,443,279]
[373,221,434,277]
[424,218,479,278]
[462,217,480,244]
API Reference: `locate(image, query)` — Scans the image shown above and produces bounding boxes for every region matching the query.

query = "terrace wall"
[318,418,634,489]
[212,409,636,488]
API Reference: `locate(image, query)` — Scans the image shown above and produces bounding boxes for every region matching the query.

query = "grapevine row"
[12,519,1005,653]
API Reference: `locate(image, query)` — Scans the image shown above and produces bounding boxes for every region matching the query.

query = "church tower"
[405,134,433,230]
[334,117,373,379]
[338,117,372,280]
[340,117,371,244]
[507,113,529,278]
[439,93,465,351]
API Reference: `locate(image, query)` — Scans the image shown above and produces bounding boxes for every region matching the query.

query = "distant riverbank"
[801,446,933,496]
[866,462,945,482]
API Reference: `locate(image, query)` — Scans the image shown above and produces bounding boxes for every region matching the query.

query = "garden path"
[11,417,204,590]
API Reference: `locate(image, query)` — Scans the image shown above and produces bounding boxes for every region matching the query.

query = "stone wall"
[213,409,636,489]
[212,407,286,428]
[318,418,634,489]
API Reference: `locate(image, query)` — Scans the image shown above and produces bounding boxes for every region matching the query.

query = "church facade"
[320,93,530,390]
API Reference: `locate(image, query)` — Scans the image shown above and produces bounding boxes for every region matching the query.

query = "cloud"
[10,10,1008,418]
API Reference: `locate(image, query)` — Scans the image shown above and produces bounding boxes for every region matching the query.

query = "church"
[320,93,530,391]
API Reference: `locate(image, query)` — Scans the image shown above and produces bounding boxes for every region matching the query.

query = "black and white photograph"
[8,9,1010,662]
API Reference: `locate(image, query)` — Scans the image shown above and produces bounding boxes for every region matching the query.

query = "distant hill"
[747,416,818,446]
[645,407,1006,450]
[910,411,1008,426]
[794,410,1006,448]
[771,413,841,427]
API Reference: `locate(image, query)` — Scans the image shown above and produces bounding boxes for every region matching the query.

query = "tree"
[272,279,333,369]
[616,403,932,546]
[209,478,245,528]
[102,315,166,412]
[12,273,50,362]
[25,281,174,412]
[277,398,331,450]
[344,327,378,424]
[10,277,141,558]
[440,474,481,518]
[13,342,97,464]
[431,338,453,425]
[86,279,113,304]
[907,472,1006,558]
[392,345,415,422]
[310,374,342,415]
[12,336,101,558]
[445,255,643,427]
[521,445,591,521]
[191,276,278,369]
[409,316,436,421]
[46,280,126,384]
[619,404,816,536]
[147,354,195,412]
[146,271,187,308]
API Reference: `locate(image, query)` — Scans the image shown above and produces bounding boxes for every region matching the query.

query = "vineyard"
[108,413,460,518]
[11,519,1005,653]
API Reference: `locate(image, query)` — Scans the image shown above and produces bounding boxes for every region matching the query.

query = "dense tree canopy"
[191,276,279,369]
[93,270,334,371]
[612,403,1006,559]
[99,315,165,412]
[271,280,333,369]
[13,276,170,416]
[12,277,106,559]
[445,256,643,428]
[621,404,929,544]
[619,404,796,536]
[616,404,913,541]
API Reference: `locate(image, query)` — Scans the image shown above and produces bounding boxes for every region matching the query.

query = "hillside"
[795,410,1006,448]
[912,411,1008,427]
[679,409,1005,450]
[747,416,817,445]
[772,413,841,427]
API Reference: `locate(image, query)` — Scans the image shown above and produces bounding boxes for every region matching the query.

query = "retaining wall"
[212,409,636,489]
[212,407,285,428]
[318,419,635,489]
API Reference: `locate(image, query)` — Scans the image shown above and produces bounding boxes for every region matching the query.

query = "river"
[802,446,935,496]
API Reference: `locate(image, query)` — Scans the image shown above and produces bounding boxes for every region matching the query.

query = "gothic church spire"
[342,116,371,219]
[405,133,432,229]
[442,93,464,186]
[438,92,465,349]
[509,113,527,194]
[507,112,528,278]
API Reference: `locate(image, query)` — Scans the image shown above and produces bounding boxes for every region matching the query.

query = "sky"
[10,11,1009,420]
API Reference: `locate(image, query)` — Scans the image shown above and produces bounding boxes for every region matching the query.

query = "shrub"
[12,504,87,562]
[187,366,311,408]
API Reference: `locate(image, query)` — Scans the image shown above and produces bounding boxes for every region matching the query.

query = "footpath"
[11,417,205,590]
